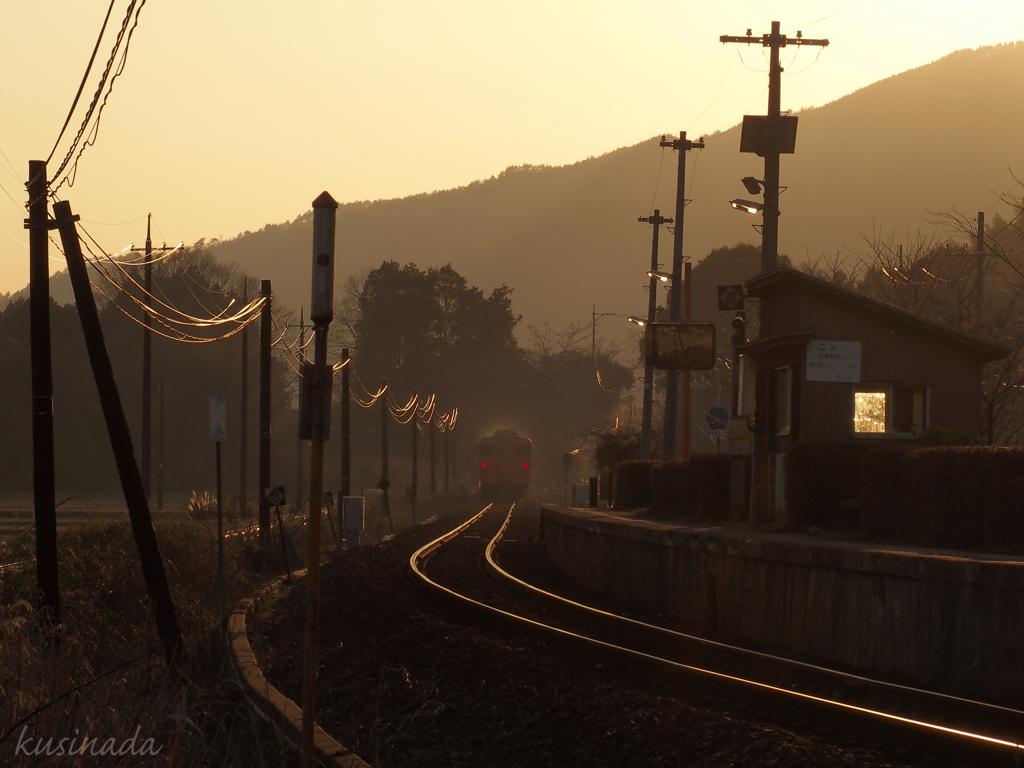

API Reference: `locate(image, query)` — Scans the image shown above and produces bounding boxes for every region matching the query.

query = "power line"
[45,0,118,166]
[832,0,997,47]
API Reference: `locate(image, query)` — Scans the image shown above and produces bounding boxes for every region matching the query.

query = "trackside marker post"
[302,191,338,768]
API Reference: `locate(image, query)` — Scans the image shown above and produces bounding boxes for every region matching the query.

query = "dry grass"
[0,503,296,766]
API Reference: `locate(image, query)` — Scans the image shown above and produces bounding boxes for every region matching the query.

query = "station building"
[738,267,1008,522]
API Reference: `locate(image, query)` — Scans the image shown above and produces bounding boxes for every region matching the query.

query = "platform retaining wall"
[541,505,1024,707]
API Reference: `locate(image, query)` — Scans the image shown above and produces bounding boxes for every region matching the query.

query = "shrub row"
[647,454,729,521]
[614,460,652,509]
[785,441,879,529]
[860,446,1024,551]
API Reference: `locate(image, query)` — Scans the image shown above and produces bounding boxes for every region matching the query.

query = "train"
[478,429,532,500]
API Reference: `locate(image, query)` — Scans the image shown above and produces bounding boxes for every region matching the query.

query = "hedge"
[860,446,1024,551]
[649,455,728,521]
[785,441,878,529]
[614,460,652,510]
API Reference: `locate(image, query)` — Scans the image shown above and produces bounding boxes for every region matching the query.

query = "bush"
[650,461,686,518]
[860,446,1024,552]
[859,447,908,541]
[615,461,652,510]
[649,455,729,521]
[917,427,982,447]
[785,441,878,529]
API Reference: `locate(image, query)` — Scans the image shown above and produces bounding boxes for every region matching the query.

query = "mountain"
[28,43,1024,352]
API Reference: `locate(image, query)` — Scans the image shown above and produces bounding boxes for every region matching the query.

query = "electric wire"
[788,0,870,31]
[49,0,148,196]
[825,0,945,37]
[45,0,118,166]
[832,0,997,47]
[685,50,739,133]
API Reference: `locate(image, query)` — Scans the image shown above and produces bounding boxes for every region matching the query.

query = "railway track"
[411,502,1024,768]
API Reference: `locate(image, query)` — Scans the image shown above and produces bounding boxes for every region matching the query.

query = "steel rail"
[483,506,1024,721]
[409,503,1024,763]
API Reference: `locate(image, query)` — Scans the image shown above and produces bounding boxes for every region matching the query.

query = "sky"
[1,0,1022,297]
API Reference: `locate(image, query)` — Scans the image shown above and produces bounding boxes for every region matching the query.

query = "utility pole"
[294,308,307,513]
[444,426,450,495]
[638,209,672,460]
[682,261,692,460]
[239,281,249,516]
[976,211,985,330]
[659,132,704,460]
[130,217,177,501]
[157,375,166,511]
[720,23,828,272]
[340,348,351,498]
[411,389,418,522]
[380,379,393,533]
[301,191,337,768]
[55,199,182,665]
[26,159,58,627]
[258,280,273,557]
[429,391,436,495]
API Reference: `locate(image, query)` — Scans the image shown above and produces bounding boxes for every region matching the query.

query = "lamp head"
[730,199,763,215]
[741,176,763,196]
[627,316,647,327]
[646,270,671,282]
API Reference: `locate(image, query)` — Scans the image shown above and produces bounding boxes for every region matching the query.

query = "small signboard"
[707,406,729,430]
[806,340,862,383]
[343,496,365,531]
[264,486,287,506]
[728,417,752,455]
[209,393,226,442]
[717,285,744,312]
[645,322,717,370]
[740,114,798,156]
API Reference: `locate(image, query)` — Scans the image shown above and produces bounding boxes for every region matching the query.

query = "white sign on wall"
[805,340,861,382]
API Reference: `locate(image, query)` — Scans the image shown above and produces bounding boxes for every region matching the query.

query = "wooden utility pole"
[720,23,828,272]
[659,132,704,460]
[55,200,182,665]
[157,375,166,510]
[26,159,59,627]
[340,348,351,498]
[976,211,985,330]
[429,391,437,495]
[294,308,307,513]
[130,217,177,501]
[411,389,418,522]
[258,280,273,555]
[239,281,249,516]
[682,260,693,460]
[302,191,338,768]
[380,379,393,532]
[638,209,672,460]
[444,426,450,495]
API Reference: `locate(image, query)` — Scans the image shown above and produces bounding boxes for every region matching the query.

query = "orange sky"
[1,0,1021,295]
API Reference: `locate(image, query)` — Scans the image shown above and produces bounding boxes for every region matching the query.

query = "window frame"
[852,383,928,437]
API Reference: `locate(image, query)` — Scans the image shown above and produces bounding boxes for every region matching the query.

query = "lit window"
[853,385,927,435]
[854,392,886,433]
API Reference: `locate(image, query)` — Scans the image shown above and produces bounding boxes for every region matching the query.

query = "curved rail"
[410,503,1024,762]
[483,506,1024,720]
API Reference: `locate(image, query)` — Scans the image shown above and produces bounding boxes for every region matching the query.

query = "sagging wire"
[81,237,263,328]
[352,370,388,408]
[50,0,149,197]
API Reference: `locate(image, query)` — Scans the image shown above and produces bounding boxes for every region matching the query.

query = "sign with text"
[728,417,752,455]
[209,393,226,442]
[805,340,862,383]
[645,322,717,370]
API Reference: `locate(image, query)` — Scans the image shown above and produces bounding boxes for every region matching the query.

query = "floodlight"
[741,176,763,195]
[646,270,671,282]
[730,199,763,215]
[627,316,647,327]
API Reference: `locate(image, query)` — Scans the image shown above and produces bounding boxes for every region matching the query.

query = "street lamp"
[627,316,647,326]
[647,270,671,283]
[730,199,763,215]
[741,176,764,196]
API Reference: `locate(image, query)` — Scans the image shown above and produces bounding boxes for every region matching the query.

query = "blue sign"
[707,407,729,430]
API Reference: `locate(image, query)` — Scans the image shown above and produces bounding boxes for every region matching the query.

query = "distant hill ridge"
[28,43,1024,348]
